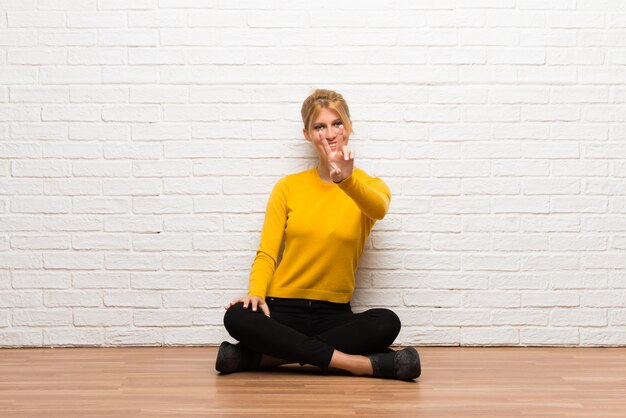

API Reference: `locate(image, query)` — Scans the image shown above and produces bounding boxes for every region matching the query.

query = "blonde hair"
[300,89,352,135]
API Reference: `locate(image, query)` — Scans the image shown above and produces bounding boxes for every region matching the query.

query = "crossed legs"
[221,302,401,375]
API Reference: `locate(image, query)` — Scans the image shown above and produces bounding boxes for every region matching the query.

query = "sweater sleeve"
[248,177,288,298]
[336,171,391,220]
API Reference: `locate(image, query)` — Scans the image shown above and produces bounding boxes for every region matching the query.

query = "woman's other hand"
[224,295,270,317]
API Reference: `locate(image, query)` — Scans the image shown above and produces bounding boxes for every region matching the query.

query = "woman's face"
[303,107,350,157]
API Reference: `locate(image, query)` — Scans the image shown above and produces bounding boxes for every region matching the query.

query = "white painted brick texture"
[1,1,626,347]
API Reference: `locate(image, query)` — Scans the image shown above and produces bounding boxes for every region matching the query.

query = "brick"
[552,272,607,290]
[132,197,192,214]
[164,327,224,345]
[131,273,190,290]
[493,310,548,326]
[462,255,520,271]
[68,48,125,65]
[72,197,128,214]
[74,309,131,327]
[132,234,191,252]
[546,47,613,65]
[162,291,222,308]
[42,215,101,232]
[523,215,579,232]
[11,271,71,289]
[162,216,220,233]
[521,328,579,345]
[0,143,40,158]
[523,142,580,159]
[8,49,65,64]
[550,197,607,213]
[44,329,103,345]
[103,179,161,196]
[72,234,130,251]
[98,0,156,10]
[8,12,65,27]
[433,198,490,214]
[0,30,37,46]
[70,87,128,103]
[99,29,157,46]
[461,328,519,345]
[42,105,100,122]
[105,329,162,345]
[493,235,548,251]
[105,253,161,270]
[44,143,102,159]
[134,310,192,327]
[522,292,579,307]
[489,87,549,104]
[103,143,160,159]
[551,309,607,326]
[581,329,626,346]
[404,253,460,271]
[491,274,549,290]
[0,179,42,195]
[581,291,626,308]
[70,123,130,140]
[72,161,130,177]
[431,234,490,251]
[13,309,72,326]
[547,11,605,28]
[403,327,460,346]
[102,67,160,84]
[73,272,129,289]
[43,253,103,270]
[489,48,545,65]
[132,160,191,177]
[39,0,96,10]
[128,11,186,27]
[67,12,124,28]
[12,160,71,177]
[162,254,221,271]
[40,66,100,84]
[0,105,40,121]
[12,197,71,214]
[104,291,161,308]
[523,255,580,271]
[102,105,160,122]
[39,30,96,46]
[462,179,520,195]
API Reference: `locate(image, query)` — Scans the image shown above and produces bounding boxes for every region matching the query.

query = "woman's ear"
[302,127,311,142]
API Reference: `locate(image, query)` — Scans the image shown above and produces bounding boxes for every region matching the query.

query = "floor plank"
[1,346,625,417]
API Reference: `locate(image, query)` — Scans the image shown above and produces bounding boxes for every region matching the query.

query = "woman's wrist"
[333,174,352,184]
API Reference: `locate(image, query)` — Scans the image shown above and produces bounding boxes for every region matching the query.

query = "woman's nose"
[327,126,338,139]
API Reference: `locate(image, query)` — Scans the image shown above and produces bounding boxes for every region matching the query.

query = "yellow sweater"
[248,167,391,303]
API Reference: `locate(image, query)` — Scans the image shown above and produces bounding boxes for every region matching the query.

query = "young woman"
[216,89,420,381]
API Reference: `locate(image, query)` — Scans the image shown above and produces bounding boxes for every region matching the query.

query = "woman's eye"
[315,126,325,131]
[334,121,343,127]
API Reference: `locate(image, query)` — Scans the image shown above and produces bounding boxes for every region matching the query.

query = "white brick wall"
[1,1,625,347]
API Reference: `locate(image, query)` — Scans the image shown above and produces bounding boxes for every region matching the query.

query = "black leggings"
[223,296,401,370]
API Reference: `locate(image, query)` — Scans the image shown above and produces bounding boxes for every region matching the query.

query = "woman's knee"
[223,302,250,338]
[369,308,401,345]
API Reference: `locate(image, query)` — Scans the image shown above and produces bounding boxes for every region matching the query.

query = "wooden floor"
[1,346,625,417]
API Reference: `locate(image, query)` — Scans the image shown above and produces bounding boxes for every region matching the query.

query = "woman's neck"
[316,160,332,183]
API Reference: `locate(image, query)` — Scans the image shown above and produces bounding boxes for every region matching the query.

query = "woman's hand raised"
[224,295,270,317]
[319,125,354,183]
